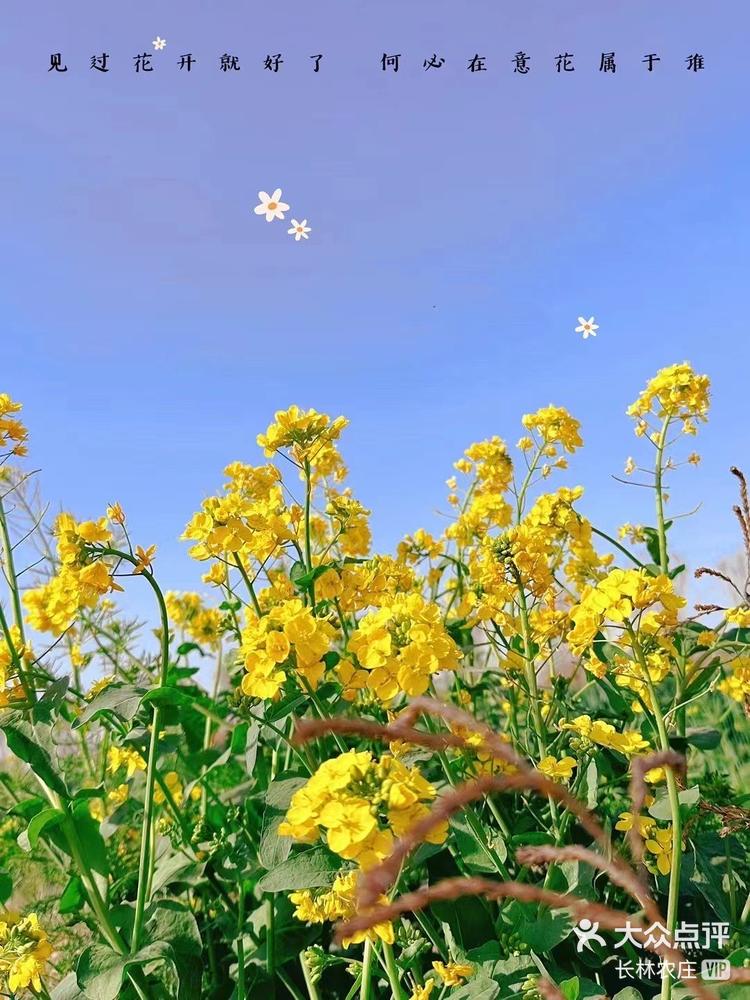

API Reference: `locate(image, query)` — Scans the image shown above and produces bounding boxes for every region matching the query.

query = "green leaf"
[522,908,572,952]
[642,524,671,569]
[43,804,109,878]
[265,693,307,723]
[722,626,750,643]
[230,721,249,753]
[72,685,143,729]
[76,941,174,1000]
[148,903,202,1000]
[219,599,241,612]
[34,675,70,721]
[593,675,631,716]
[265,774,308,811]
[258,776,305,871]
[18,806,65,851]
[577,979,608,1000]
[70,802,110,878]
[59,876,86,915]
[466,942,501,961]
[150,851,202,898]
[447,618,474,651]
[687,832,744,922]
[141,686,195,709]
[716,989,750,1000]
[1,713,70,797]
[558,859,596,900]
[648,785,700,822]
[612,989,644,1000]
[449,975,500,1000]
[684,728,721,750]
[256,845,342,892]
[0,869,12,904]
[291,562,335,593]
[50,971,84,999]
[73,786,106,802]
[560,978,581,1000]
[258,817,292,870]
[245,722,260,775]
[176,642,202,657]
[584,760,598,809]
[450,815,504,871]
[591,635,621,666]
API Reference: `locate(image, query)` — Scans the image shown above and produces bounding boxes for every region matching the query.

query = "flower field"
[2,363,750,1000]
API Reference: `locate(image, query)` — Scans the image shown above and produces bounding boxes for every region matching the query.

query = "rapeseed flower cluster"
[182,461,298,565]
[240,598,335,699]
[626,361,711,436]
[279,750,446,868]
[166,591,223,647]
[567,568,685,656]
[561,715,650,756]
[324,489,372,556]
[344,593,460,702]
[23,512,120,636]
[718,657,750,703]
[519,404,584,458]
[257,405,349,482]
[0,394,28,457]
[289,871,394,947]
[0,912,52,994]
[726,607,750,628]
[447,436,514,543]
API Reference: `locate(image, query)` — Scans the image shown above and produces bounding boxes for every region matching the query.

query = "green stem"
[0,600,33,702]
[301,677,348,756]
[654,417,672,575]
[303,460,316,607]
[299,949,321,1000]
[97,547,171,955]
[382,942,405,1000]
[517,584,560,836]
[234,554,262,616]
[631,630,682,1000]
[0,495,35,701]
[277,968,307,1000]
[590,527,646,569]
[412,910,449,960]
[423,714,510,879]
[726,840,738,925]
[201,646,224,817]
[266,894,276,997]
[359,939,374,1000]
[237,882,246,999]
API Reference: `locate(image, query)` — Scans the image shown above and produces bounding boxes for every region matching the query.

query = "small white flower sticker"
[254,189,290,222]
[288,219,311,241]
[575,316,599,339]
[153,37,167,51]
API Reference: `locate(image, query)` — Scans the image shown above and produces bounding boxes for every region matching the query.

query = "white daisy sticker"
[153,37,167,51]
[575,316,599,339]
[254,189,290,222]
[288,219,311,241]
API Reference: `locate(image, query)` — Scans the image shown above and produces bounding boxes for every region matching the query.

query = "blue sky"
[2,0,749,623]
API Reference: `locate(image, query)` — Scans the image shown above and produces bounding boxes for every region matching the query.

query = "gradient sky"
[2,0,749,624]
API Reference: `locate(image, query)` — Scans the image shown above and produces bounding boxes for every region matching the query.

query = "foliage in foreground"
[2,365,750,1000]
